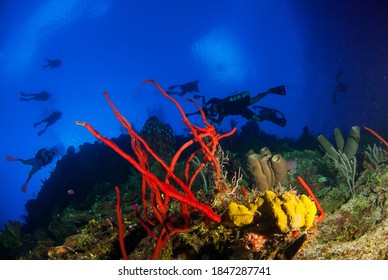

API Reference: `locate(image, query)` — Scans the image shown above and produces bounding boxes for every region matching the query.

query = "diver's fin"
[274,116,286,126]
[21,181,28,193]
[168,85,177,90]
[268,85,286,95]
[186,111,200,117]
[165,91,179,95]
[37,129,45,136]
[42,58,49,68]
[6,154,19,162]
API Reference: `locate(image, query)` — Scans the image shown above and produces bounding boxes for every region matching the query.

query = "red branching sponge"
[77,79,236,259]
[115,186,128,260]
[297,176,326,223]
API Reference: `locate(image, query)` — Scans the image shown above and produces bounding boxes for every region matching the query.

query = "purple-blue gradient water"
[0,0,387,228]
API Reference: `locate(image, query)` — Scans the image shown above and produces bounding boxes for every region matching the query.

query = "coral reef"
[295,164,388,259]
[77,80,236,259]
[3,128,386,260]
[22,135,136,233]
[140,116,176,162]
[0,221,22,249]
[47,219,124,260]
[2,84,387,260]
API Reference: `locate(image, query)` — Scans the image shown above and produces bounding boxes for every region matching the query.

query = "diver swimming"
[6,147,57,193]
[42,58,62,69]
[166,80,199,96]
[20,91,51,101]
[333,70,347,104]
[34,111,62,136]
[187,85,287,127]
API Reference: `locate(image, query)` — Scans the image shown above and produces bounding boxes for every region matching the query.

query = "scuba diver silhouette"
[20,91,51,101]
[6,147,57,193]
[187,86,287,126]
[166,80,199,96]
[333,70,347,104]
[42,58,62,69]
[34,111,62,136]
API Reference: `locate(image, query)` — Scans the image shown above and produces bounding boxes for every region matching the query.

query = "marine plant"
[364,126,388,155]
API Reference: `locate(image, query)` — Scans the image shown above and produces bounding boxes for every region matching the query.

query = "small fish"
[67,189,75,195]
[48,245,75,257]
[317,176,328,183]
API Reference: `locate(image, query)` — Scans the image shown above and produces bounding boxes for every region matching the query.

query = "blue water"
[0,0,387,228]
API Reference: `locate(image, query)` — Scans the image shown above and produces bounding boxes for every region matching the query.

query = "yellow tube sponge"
[228,202,258,227]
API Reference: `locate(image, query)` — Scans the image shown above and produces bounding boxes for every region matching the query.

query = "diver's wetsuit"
[191,86,286,126]
[7,148,56,193]
[20,91,50,101]
[35,148,54,166]
[34,111,62,136]
[167,80,199,96]
[43,58,62,68]
[333,70,347,104]
[204,92,253,123]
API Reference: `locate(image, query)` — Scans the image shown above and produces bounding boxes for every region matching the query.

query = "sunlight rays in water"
[192,27,248,86]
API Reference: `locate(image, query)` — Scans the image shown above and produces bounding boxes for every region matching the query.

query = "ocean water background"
[0,0,387,228]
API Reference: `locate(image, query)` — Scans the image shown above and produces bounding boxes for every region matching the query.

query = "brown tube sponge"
[245,149,256,156]
[333,128,344,152]
[271,154,288,183]
[343,126,360,159]
[260,147,272,158]
[317,134,338,160]
[259,154,273,187]
[247,153,269,191]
